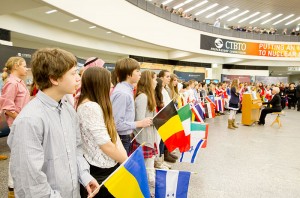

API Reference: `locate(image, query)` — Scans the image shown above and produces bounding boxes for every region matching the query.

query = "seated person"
[258,87,281,125]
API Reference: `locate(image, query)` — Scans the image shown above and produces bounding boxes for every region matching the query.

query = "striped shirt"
[7,91,93,198]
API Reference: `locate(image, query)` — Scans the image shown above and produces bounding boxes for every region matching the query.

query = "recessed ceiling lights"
[89,26,96,29]
[161,0,174,5]
[249,13,271,24]
[261,14,283,25]
[273,14,294,25]
[218,8,239,19]
[285,16,300,25]
[173,0,194,10]
[45,10,57,14]
[122,35,125,38]
[206,6,229,18]
[238,12,260,23]
[278,74,282,75]
[185,0,208,13]
[69,19,79,22]
[106,31,111,34]
[227,10,249,21]
[195,3,219,16]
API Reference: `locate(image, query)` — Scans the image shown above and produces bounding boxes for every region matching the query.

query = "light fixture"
[227,10,249,21]
[162,0,174,5]
[218,8,239,19]
[195,3,219,16]
[261,14,283,25]
[238,12,260,23]
[285,17,300,25]
[287,72,292,75]
[106,31,111,34]
[278,74,282,75]
[122,35,125,38]
[206,6,229,18]
[212,63,218,68]
[45,10,57,14]
[185,0,208,13]
[249,13,271,24]
[89,26,96,29]
[173,0,194,10]
[273,14,294,25]
[69,19,79,22]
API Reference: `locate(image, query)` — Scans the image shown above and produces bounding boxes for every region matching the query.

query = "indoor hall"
[1,108,300,197]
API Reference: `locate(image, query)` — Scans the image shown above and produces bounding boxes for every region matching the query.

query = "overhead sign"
[288,67,300,71]
[200,34,300,58]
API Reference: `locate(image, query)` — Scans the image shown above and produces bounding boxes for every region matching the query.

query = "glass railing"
[126,0,300,42]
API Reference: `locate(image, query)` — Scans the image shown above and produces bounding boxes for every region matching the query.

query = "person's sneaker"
[0,155,8,160]
[154,160,169,170]
[162,161,172,169]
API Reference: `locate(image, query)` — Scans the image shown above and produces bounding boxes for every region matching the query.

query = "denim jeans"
[119,134,131,156]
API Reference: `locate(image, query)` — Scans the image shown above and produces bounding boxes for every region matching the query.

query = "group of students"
[0,48,185,197]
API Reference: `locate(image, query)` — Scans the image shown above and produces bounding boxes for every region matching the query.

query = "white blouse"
[77,101,117,168]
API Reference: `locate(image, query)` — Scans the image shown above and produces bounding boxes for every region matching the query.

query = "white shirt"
[162,87,171,107]
[77,102,117,168]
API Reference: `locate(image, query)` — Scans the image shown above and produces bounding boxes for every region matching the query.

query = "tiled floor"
[0,109,300,198]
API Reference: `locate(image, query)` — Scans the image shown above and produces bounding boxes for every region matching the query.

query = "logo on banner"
[215,38,223,49]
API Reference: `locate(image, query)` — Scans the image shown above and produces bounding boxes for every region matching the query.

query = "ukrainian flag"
[104,147,150,198]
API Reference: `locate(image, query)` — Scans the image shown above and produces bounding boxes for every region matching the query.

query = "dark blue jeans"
[119,134,131,156]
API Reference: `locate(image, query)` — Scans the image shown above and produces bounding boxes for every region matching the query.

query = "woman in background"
[228,79,240,130]
[0,57,30,197]
[77,67,127,197]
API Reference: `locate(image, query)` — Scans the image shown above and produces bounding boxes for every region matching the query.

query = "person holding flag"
[131,70,158,195]
[77,67,128,197]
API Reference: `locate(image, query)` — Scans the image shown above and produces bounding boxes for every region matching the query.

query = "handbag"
[0,111,10,138]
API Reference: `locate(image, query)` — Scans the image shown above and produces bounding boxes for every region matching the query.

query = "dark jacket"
[229,87,239,104]
[263,94,282,110]
[296,84,300,98]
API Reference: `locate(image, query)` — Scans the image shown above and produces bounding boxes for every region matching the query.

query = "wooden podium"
[242,93,262,126]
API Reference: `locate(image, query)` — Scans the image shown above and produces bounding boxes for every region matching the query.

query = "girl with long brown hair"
[76,67,127,197]
[228,79,240,129]
[131,70,158,194]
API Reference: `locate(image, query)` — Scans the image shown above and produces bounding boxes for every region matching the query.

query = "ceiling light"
[89,26,96,29]
[278,74,282,75]
[227,10,249,21]
[273,14,294,25]
[185,0,208,13]
[238,12,260,23]
[106,31,111,34]
[218,8,239,19]
[195,3,218,16]
[285,16,300,25]
[45,10,57,14]
[162,0,174,5]
[287,72,292,74]
[249,13,271,24]
[206,6,229,18]
[173,0,194,9]
[122,35,125,38]
[261,14,283,25]
[69,19,79,22]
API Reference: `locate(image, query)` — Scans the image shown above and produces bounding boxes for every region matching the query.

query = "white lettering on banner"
[258,44,285,50]
[225,41,246,51]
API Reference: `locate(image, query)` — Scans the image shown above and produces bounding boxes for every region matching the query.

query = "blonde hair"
[168,74,179,101]
[2,57,25,82]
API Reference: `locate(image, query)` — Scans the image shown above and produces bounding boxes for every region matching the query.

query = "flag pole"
[130,128,144,143]
[87,143,145,198]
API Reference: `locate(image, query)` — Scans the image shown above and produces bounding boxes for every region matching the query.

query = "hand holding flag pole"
[130,99,177,143]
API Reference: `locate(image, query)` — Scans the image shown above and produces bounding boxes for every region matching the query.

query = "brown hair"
[136,70,156,112]
[77,67,117,143]
[168,74,179,101]
[231,79,239,89]
[2,57,25,82]
[115,58,140,82]
[31,48,77,90]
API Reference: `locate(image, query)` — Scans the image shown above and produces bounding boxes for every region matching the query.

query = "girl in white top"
[77,67,127,198]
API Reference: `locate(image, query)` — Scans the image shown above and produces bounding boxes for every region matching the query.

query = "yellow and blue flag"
[104,147,150,198]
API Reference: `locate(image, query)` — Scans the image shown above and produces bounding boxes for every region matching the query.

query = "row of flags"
[102,99,214,198]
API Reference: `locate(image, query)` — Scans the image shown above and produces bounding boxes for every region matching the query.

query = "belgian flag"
[153,101,190,153]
